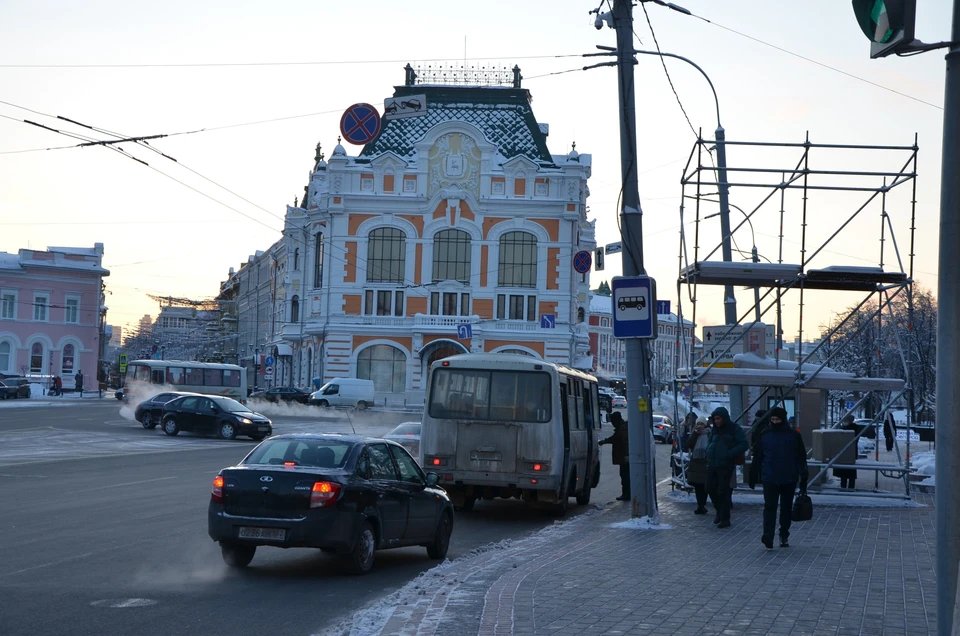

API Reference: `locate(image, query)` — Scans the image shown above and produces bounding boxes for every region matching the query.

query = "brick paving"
[327,486,936,636]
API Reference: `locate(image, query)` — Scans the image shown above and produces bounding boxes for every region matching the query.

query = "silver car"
[383,422,421,461]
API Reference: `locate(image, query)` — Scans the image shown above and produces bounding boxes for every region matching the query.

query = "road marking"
[8,552,95,575]
[91,598,158,608]
[63,476,177,495]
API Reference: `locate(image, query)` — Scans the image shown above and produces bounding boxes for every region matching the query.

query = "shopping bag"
[792,493,813,522]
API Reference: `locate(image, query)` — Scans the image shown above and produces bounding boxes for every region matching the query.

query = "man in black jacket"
[749,406,808,549]
[599,411,630,501]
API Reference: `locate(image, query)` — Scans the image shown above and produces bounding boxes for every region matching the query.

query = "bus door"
[559,381,571,496]
[569,379,588,492]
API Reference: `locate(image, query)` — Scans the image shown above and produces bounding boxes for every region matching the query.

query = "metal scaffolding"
[669,132,921,499]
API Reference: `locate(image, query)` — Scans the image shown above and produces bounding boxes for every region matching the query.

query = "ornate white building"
[277,66,594,400]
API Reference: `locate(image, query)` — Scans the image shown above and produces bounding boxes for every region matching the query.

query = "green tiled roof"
[359,86,554,166]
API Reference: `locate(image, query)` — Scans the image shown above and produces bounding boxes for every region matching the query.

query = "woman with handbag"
[748,407,808,549]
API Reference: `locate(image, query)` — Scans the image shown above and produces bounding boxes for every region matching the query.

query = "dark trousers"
[691,482,708,510]
[706,467,732,523]
[762,482,796,540]
[618,462,630,497]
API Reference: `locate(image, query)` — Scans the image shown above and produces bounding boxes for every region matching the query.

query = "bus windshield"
[428,369,551,423]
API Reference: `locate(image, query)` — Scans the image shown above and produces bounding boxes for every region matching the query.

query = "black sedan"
[134,391,198,429]
[248,386,311,404]
[0,380,22,399]
[0,377,30,399]
[161,395,272,440]
[208,434,453,574]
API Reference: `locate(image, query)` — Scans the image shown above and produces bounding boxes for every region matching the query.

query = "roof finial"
[572,141,576,151]
[337,135,342,145]
[294,195,299,207]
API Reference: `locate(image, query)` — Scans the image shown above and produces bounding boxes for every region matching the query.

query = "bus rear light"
[525,461,549,472]
[442,474,453,481]
[310,481,341,508]
[530,479,538,484]
[427,457,449,467]
[533,464,542,471]
[211,475,224,503]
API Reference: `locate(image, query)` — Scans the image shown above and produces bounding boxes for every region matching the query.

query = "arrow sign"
[457,324,473,339]
[540,314,556,329]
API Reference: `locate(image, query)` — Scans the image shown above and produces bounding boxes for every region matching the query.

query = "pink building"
[0,244,109,384]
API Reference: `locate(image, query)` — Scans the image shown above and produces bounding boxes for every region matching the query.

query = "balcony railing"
[413,314,478,327]
[328,315,407,327]
[487,320,540,332]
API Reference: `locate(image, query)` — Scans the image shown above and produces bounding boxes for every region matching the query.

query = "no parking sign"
[340,103,381,145]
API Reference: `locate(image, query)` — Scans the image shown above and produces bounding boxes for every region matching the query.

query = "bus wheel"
[456,497,475,512]
[549,498,568,517]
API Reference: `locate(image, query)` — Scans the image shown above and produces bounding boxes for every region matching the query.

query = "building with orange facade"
[275,65,594,400]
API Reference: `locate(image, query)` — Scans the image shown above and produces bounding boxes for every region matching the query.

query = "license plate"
[471,450,502,462]
[257,426,269,432]
[238,527,286,541]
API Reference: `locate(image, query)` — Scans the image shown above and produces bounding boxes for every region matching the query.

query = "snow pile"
[912,450,935,476]
[609,516,672,530]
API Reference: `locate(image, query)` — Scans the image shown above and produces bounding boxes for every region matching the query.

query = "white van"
[309,378,375,410]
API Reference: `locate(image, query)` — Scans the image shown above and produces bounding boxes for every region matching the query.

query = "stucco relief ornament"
[332,175,342,193]
[428,133,480,196]
[566,181,578,200]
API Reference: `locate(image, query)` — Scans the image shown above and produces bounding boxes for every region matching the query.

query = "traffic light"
[851,0,916,58]
[595,247,605,271]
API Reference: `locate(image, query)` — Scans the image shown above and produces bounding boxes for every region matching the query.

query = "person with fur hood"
[705,406,748,528]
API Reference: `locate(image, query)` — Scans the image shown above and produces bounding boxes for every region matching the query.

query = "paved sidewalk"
[322,487,936,636]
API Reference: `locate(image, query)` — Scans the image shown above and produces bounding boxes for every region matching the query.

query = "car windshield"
[387,423,420,436]
[243,439,354,468]
[214,397,251,413]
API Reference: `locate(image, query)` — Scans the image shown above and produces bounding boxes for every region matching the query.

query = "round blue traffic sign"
[340,103,381,145]
[573,250,592,274]
[264,355,275,367]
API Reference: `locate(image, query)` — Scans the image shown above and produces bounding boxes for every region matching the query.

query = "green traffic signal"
[853,0,895,43]
[851,0,916,58]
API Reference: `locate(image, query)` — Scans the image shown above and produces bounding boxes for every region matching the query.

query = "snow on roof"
[0,253,21,270]
[47,246,99,256]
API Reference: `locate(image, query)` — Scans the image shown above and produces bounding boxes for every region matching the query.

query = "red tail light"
[211,475,224,503]
[533,464,542,471]
[310,481,341,508]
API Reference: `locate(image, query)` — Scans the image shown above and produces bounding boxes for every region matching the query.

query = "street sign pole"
[614,0,658,522]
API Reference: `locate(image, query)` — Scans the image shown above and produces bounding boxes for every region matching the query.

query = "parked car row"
[0,377,31,399]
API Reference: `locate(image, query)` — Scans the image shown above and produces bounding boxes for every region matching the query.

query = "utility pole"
[613,0,658,520]
[937,3,960,633]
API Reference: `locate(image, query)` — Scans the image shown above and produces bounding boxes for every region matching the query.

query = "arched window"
[0,341,10,373]
[432,229,471,283]
[366,228,406,283]
[61,344,75,375]
[577,307,585,323]
[30,342,43,373]
[290,295,300,323]
[498,231,537,287]
[293,248,300,270]
[357,344,406,393]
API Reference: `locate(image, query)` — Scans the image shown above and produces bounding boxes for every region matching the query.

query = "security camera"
[594,13,604,29]
[594,11,614,30]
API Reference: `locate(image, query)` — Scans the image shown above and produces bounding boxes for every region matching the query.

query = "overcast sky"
[0,1,950,343]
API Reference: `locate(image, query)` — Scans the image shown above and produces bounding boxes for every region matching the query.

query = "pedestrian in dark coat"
[684,416,710,514]
[600,411,630,501]
[705,406,748,528]
[749,406,808,549]
[883,412,896,452]
[834,414,858,489]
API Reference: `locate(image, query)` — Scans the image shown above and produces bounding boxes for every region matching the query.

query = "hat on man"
[768,406,788,421]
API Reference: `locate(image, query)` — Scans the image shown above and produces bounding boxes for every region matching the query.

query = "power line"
[637,4,697,139]
[0,53,583,69]
[686,11,943,111]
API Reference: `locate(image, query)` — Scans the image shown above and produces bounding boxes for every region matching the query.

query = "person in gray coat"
[684,416,710,514]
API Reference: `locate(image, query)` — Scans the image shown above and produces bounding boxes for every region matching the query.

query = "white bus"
[420,353,601,515]
[127,360,247,400]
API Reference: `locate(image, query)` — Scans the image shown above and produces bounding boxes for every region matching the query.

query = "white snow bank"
[912,450,935,476]
[919,476,935,486]
[609,516,672,530]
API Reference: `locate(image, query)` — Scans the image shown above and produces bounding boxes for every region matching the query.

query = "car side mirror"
[425,472,440,487]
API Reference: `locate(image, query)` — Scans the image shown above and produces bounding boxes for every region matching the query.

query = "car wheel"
[221,542,255,568]
[576,482,592,506]
[218,421,237,440]
[140,413,156,429]
[356,401,367,411]
[426,512,453,560]
[318,400,329,408]
[342,520,376,575]
[162,418,180,436]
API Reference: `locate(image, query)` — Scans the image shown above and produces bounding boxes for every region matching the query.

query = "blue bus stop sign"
[611,275,657,339]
